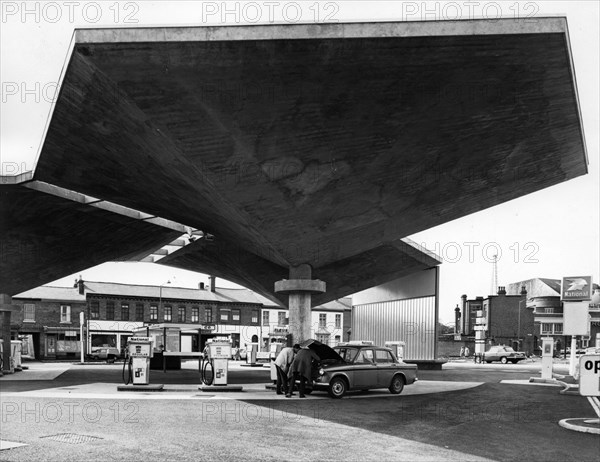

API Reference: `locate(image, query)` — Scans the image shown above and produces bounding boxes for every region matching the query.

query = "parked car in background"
[302,340,418,399]
[483,346,526,364]
[89,346,120,361]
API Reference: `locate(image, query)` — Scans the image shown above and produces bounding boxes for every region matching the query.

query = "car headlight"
[319,368,324,376]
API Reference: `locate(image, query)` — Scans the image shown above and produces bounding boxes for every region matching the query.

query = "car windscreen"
[333,347,358,363]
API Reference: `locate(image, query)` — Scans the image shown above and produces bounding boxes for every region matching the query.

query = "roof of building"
[507,278,561,298]
[13,281,352,311]
[13,281,282,307]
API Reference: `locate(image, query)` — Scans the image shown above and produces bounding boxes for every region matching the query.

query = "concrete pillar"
[274,264,326,344]
[0,294,15,374]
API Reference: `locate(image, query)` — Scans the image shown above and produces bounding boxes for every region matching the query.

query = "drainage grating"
[40,433,103,445]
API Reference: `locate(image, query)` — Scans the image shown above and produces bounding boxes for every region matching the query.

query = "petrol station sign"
[561,276,592,301]
[579,355,600,397]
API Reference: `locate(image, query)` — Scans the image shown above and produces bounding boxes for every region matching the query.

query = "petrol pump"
[123,337,153,385]
[540,337,554,380]
[200,340,232,385]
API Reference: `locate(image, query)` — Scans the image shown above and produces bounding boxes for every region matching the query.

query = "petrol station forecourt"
[1,358,599,461]
[0,10,598,462]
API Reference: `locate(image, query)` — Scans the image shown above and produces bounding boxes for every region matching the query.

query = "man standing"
[286,347,320,398]
[274,344,300,395]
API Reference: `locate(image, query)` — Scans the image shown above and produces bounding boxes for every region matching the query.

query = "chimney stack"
[209,276,216,293]
[520,285,527,296]
[497,286,506,295]
[77,276,85,295]
[199,282,205,290]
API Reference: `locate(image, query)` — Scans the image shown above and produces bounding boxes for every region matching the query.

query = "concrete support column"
[274,264,325,345]
[0,294,15,375]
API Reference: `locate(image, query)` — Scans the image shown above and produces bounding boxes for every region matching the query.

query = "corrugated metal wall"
[352,296,436,360]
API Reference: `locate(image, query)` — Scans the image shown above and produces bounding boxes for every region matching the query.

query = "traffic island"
[558,418,600,435]
[117,384,164,392]
[198,385,243,392]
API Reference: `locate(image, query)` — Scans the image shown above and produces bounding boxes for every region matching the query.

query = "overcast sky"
[1,1,598,323]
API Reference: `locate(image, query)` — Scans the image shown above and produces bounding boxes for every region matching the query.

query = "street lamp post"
[159,280,171,373]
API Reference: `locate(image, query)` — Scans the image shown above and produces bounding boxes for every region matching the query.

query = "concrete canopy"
[1,19,587,303]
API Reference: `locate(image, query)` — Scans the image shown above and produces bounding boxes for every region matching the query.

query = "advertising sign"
[561,276,592,301]
[563,302,590,336]
[579,354,600,397]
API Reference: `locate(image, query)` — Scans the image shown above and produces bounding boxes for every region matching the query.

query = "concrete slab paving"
[0,380,484,401]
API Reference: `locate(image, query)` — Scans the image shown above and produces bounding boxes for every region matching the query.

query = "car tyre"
[389,375,405,394]
[328,377,347,399]
[500,357,508,364]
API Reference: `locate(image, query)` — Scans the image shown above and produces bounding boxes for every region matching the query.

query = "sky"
[1,1,598,324]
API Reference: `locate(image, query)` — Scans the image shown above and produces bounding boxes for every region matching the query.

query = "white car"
[90,346,120,361]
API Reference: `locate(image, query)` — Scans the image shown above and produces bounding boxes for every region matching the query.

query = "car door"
[352,348,376,388]
[375,349,396,387]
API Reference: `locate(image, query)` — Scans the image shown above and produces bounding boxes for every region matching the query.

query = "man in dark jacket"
[286,347,320,398]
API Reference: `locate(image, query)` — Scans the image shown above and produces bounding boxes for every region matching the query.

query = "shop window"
[60,305,71,323]
[232,309,240,324]
[164,306,172,322]
[90,301,100,320]
[121,303,129,321]
[191,307,199,323]
[541,323,552,335]
[251,310,259,324]
[23,303,35,322]
[178,306,186,323]
[262,311,269,326]
[335,314,341,329]
[553,323,563,335]
[135,304,144,322]
[150,305,158,321]
[106,301,115,320]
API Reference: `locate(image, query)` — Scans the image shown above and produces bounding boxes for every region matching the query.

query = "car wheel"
[389,375,405,394]
[328,377,347,399]
[500,357,508,364]
[475,356,482,364]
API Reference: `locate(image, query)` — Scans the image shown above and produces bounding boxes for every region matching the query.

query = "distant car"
[89,346,120,361]
[301,340,418,399]
[483,346,526,364]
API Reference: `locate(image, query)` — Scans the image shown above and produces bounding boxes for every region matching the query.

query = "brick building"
[459,286,535,355]
[11,278,351,359]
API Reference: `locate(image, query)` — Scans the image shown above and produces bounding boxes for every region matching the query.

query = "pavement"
[1,359,598,461]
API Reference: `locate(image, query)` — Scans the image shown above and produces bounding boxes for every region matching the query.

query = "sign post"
[561,276,592,376]
[80,312,85,364]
